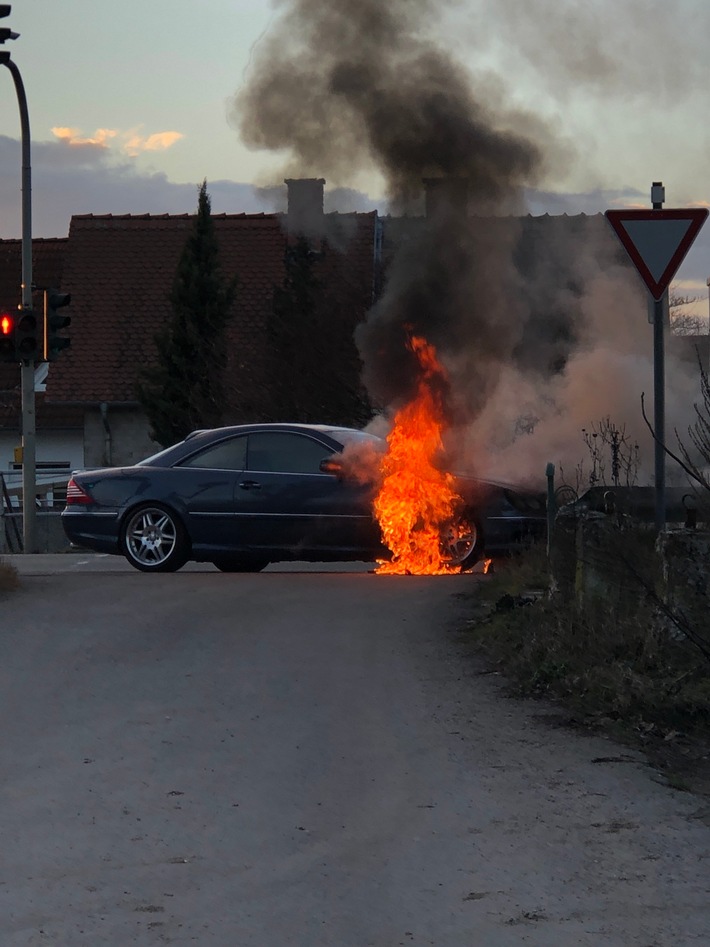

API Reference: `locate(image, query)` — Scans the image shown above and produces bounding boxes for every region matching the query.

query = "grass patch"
[463,541,710,795]
[0,556,19,595]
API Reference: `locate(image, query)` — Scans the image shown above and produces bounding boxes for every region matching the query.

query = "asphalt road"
[1,555,708,946]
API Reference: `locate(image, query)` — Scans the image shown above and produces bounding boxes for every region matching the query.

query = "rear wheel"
[211,556,269,573]
[121,503,189,573]
[440,512,483,571]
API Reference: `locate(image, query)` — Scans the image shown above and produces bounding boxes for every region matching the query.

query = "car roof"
[184,422,365,440]
[133,422,376,469]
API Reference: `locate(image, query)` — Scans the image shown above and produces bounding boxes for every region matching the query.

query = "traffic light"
[0,5,19,45]
[15,306,40,361]
[0,310,15,362]
[43,289,71,361]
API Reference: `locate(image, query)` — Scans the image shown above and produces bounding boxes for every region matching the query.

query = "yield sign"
[605,208,708,299]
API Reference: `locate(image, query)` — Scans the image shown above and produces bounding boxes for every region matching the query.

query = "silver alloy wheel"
[440,519,479,566]
[124,506,178,567]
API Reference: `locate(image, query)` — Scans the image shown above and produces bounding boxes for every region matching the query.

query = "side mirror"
[319,457,343,476]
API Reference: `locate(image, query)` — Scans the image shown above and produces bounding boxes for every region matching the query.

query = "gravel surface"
[0,557,708,945]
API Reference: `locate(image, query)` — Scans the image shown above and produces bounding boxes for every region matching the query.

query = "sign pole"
[652,294,665,531]
[651,183,665,532]
[605,188,709,534]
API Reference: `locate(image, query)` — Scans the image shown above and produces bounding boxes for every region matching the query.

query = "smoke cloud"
[469,0,710,104]
[231,0,703,488]
[231,0,549,209]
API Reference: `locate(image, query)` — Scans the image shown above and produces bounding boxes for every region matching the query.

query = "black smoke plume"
[232,0,688,485]
[232,0,556,424]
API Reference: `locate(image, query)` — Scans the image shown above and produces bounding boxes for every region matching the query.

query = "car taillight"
[65,477,95,505]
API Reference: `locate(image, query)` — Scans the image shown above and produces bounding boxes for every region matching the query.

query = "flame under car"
[61,423,546,573]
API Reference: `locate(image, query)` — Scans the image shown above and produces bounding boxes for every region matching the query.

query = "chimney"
[285,177,325,239]
[423,177,470,219]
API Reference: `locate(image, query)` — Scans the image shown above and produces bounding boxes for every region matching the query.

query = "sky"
[0,0,708,308]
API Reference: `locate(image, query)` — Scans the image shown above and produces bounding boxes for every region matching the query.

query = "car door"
[233,430,377,556]
[171,434,248,550]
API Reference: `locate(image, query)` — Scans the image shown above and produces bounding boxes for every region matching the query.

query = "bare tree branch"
[640,392,710,490]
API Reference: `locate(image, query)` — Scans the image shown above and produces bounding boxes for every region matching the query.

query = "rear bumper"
[61,510,121,554]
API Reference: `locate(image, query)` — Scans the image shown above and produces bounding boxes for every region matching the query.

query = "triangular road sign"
[605,208,708,299]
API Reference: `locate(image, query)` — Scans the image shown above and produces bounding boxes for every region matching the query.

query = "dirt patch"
[455,547,710,800]
[0,558,19,595]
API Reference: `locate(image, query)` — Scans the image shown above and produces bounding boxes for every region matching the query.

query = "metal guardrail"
[1,472,70,553]
[0,472,22,552]
[1,473,70,509]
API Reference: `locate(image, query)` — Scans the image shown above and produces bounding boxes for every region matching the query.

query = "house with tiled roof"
[0,179,378,475]
[5,175,697,490]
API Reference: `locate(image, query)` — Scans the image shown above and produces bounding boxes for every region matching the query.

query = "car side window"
[178,436,248,470]
[247,432,332,474]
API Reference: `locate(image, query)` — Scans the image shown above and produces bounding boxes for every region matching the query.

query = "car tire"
[121,503,190,573]
[441,510,483,571]
[211,557,269,573]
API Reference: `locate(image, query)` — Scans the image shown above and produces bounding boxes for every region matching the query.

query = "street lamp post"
[0,7,36,552]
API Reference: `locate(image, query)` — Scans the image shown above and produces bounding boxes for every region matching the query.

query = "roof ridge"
[0,235,68,244]
[69,212,287,229]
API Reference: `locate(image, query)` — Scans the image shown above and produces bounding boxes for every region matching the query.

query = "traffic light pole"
[1,52,36,552]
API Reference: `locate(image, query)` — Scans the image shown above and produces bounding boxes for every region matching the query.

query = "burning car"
[61,422,546,573]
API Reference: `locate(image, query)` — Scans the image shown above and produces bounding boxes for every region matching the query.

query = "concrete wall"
[0,407,157,553]
[83,406,156,468]
[0,512,72,554]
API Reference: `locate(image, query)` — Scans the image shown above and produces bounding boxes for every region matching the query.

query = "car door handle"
[238,480,262,490]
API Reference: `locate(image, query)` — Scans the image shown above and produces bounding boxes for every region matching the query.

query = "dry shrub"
[468,540,710,736]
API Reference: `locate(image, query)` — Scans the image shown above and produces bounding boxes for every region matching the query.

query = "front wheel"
[440,512,483,571]
[121,503,190,572]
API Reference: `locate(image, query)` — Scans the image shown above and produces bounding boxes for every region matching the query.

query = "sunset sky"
[0,0,708,303]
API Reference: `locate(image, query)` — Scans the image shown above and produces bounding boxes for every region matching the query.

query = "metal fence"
[1,470,71,553]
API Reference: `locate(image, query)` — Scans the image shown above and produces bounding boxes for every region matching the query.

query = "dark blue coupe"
[62,423,545,572]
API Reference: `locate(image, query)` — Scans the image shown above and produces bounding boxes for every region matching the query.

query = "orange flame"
[375,335,463,575]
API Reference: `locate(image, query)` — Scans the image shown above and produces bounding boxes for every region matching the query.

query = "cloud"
[0,134,281,237]
[51,126,118,149]
[124,130,185,157]
[51,125,184,159]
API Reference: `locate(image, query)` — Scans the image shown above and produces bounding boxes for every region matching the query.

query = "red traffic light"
[0,310,16,362]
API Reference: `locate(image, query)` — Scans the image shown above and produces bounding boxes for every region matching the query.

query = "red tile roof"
[44,212,377,421]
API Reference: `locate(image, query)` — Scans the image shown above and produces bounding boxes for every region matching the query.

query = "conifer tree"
[137,181,236,446]
[267,237,371,425]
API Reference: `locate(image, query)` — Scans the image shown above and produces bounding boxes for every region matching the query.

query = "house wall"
[83,406,156,468]
[0,429,83,480]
